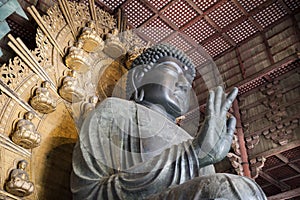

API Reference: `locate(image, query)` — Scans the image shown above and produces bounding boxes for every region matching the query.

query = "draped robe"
[71,97,266,200]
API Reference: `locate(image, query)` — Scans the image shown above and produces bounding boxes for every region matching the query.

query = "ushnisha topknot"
[131,43,196,78]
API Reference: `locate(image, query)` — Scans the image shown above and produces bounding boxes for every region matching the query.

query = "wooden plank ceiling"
[1,0,300,199]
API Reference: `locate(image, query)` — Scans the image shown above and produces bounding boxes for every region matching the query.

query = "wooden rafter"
[268,187,300,200]
[250,140,300,159]
[235,48,246,79]
[259,171,291,191]
[275,154,300,173]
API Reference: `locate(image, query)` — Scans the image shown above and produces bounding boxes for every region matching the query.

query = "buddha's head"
[127,44,196,120]
[42,81,51,88]
[24,112,34,121]
[68,70,77,78]
[18,160,28,170]
[89,95,98,104]
[87,20,95,29]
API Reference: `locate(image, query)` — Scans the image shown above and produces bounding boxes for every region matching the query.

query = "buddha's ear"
[131,67,145,86]
[131,67,145,102]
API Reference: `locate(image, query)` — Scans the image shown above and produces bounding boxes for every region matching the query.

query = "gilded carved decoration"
[11,112,41,149]
[103,29,126,59]
[79,21,104,53]
[59,70,85,103]
[5,160,34,197]
[30,81,57,114]
[0,1,146,198]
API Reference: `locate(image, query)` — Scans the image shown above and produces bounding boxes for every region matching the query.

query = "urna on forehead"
[131,44,196,78]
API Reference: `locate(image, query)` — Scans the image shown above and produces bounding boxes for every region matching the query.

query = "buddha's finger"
[222,87,238,114]
[207,90,215,115]
[226,115,236,137]
[214,86,223,113]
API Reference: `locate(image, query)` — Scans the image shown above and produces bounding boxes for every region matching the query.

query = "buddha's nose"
[175,75,191,92]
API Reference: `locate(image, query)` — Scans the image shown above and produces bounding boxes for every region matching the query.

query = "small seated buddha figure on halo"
[80,95,98,118]
[74,95,99,129]
[59,70,85,103]
[30,81,57,114]
[11,111,41,149]
[65,40,92,73]
[5,160,34,197]
[103,28,126,59]
[79,20,104,53]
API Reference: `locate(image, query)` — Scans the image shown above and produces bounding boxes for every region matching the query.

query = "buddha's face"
[18,161,27,169]
[134,60,193,118]
[25,112,34,120]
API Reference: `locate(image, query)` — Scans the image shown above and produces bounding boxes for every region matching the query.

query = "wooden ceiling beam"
[277,0,292,15]
[227,53,298,95]
[94,0,114,14]
[247,112,300,137]
[259,171,290,191]
[250,140,300,159]
[275,154,300,173]
[242,98,300,125]
[231,0,263,31]
[235,48,246,79]
[291,14,300,45]
[240,80,300,111]
[261,32,275,65]
[268,187,300,200]
[141,0,180,30]
[262,174,300,188]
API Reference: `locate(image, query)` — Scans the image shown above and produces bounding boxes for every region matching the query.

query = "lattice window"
[208,1,243,29]
[226,19,258,43]
[164,34,194,52]
[6,19,35,43]
[101,0,126,10]
[269,60,299,79]
[192,0,218,12]
[146,0,172,10]
[252,2,288,29]
[283,0,300,11]
[203,36,231,57]
[187,50,208,67]
[124,0,154,27]
[162,0,198,28]
[183,18,216,43]
[239,78,267,94]
[237,0,267,12]
[139,17,173,43]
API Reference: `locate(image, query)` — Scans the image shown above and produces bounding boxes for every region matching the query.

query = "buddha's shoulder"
[92,97,136,116]
[99,97,135,107]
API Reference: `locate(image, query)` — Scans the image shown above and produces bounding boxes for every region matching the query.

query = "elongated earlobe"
[131,67,145,102]
[134,89,144,102]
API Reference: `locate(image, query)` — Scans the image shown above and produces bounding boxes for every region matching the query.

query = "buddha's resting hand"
[194,86,238,167]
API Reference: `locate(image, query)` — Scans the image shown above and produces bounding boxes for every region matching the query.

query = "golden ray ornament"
[0,1,146,199]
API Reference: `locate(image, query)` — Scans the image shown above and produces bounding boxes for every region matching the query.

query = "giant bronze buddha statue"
[71,44,266,199]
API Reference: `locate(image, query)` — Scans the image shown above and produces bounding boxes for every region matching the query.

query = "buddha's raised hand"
[194,86,238,167]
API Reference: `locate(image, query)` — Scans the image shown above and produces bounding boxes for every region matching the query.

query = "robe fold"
[71,97,266,200]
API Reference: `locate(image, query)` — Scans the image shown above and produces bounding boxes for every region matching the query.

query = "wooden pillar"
[233,99,251,178]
